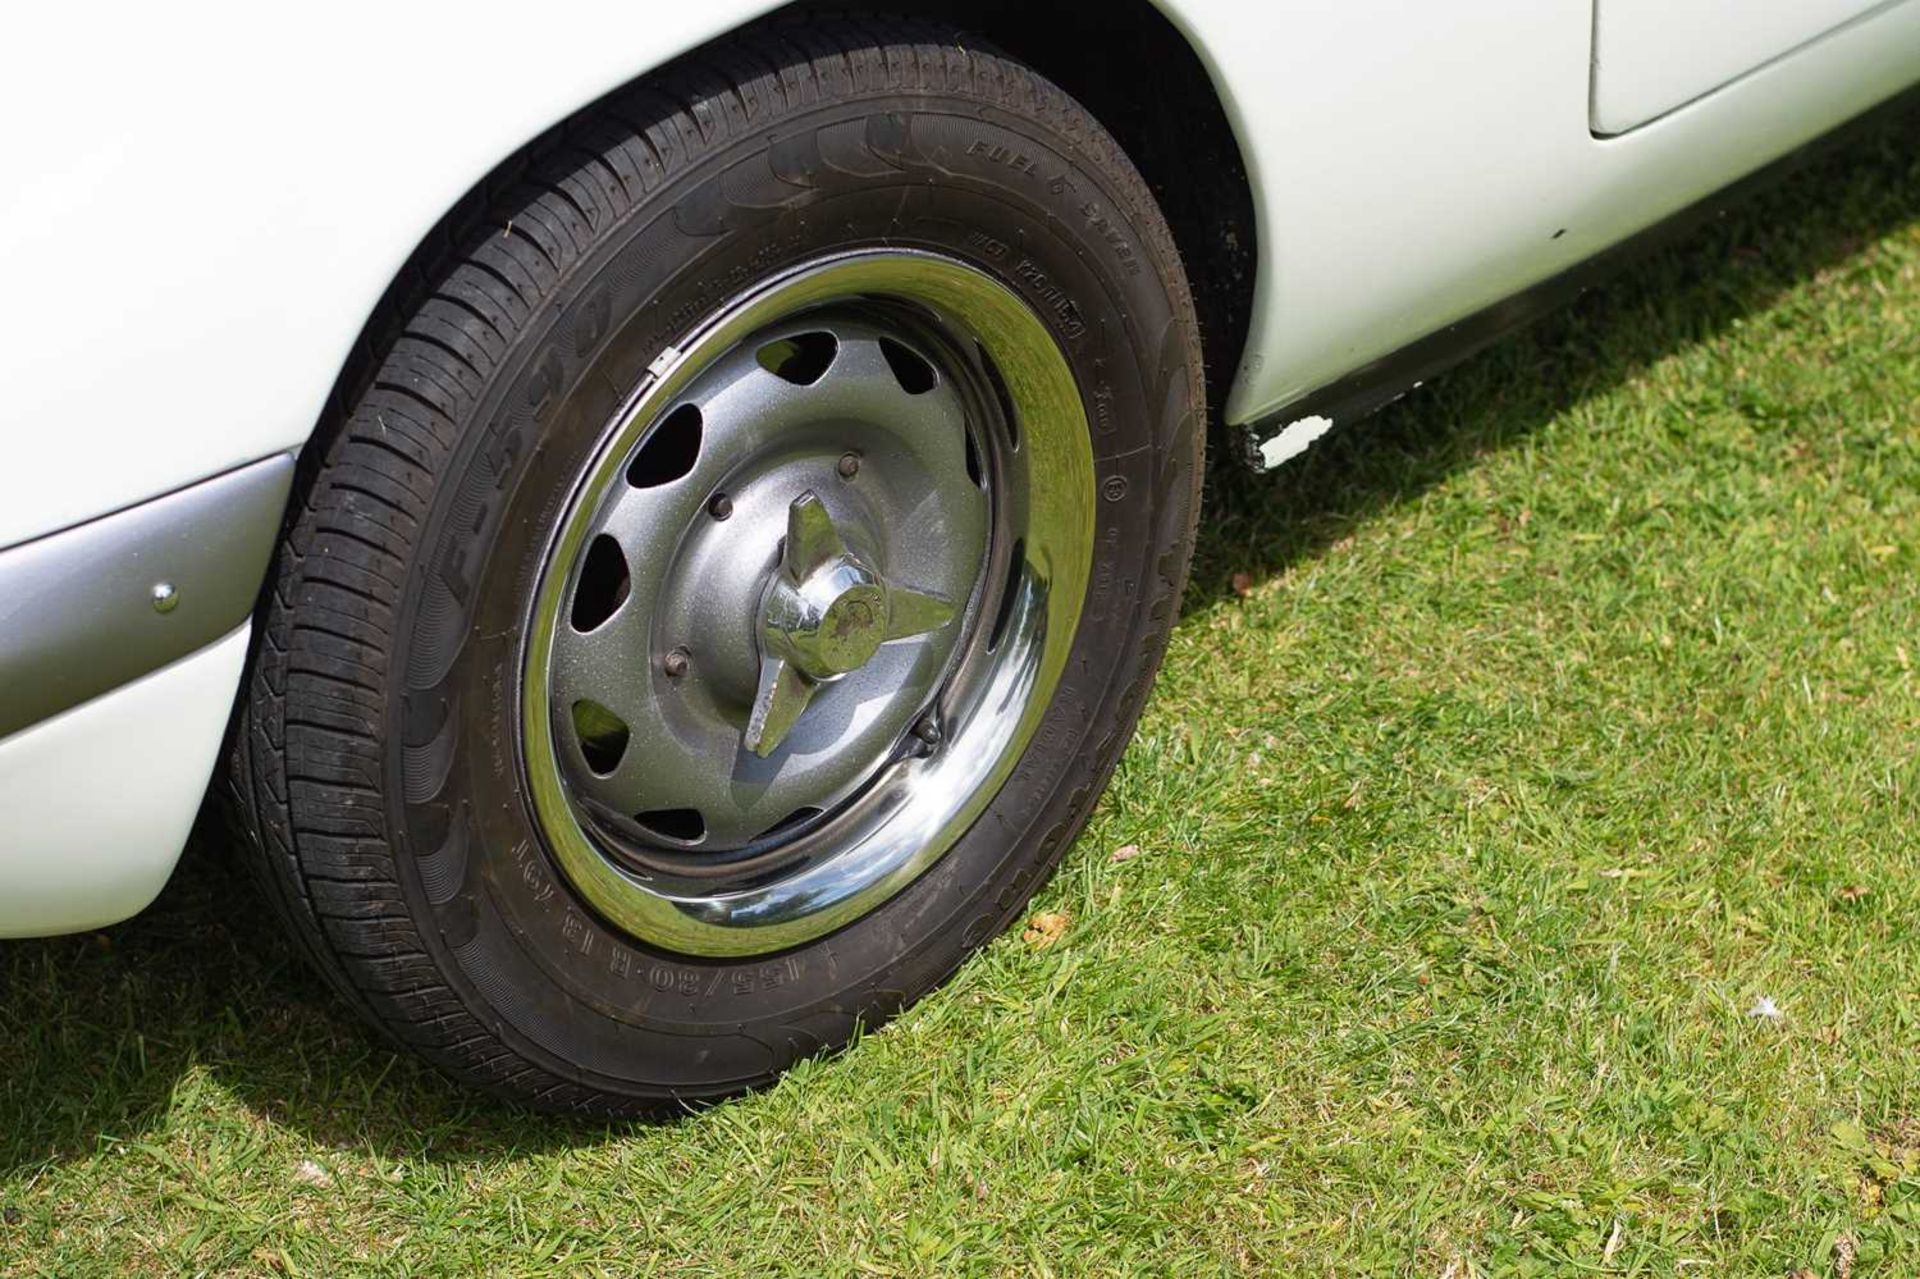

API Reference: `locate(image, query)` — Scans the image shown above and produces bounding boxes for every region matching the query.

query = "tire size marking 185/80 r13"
[511,839,804,1002]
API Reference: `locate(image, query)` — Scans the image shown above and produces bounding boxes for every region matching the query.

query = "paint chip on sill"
[1259,414,1333,469]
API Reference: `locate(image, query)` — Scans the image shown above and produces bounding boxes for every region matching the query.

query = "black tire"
[225,17,1204,1113]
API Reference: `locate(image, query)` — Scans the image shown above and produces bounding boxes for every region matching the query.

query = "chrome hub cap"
[520,252,1095,957]
[748,492,956,757]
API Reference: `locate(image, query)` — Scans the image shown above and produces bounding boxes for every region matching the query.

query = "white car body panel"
[1591,0,1898,135]
[1192,0,1920,423]
[0,627,248,937]
[0,2,1915,935]
[0,1,788,552]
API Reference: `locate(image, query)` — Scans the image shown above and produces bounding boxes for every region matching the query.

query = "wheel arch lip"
[283,1,1262,553]
[0,452,292,743]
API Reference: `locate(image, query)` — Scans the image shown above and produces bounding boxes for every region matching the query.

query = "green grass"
[5,116,1919,1277]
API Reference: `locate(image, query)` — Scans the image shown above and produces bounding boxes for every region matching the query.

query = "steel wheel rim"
[521,250,1095,957]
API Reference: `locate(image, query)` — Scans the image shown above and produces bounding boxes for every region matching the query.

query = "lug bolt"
[150,582,179,614]
[911,715,942,747]
[708,492,733,520]
[836,452,861,480]
[662,647,691,678]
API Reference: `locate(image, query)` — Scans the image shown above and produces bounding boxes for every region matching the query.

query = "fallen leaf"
[293,1159,333,1188]
[1831,1120,1873,1154]
[1230,571,1255,598]
[1109,844,1143,863]
[1837,884,1870,903]
[1022,911,1071,949]
[1602,1220,1623,1263]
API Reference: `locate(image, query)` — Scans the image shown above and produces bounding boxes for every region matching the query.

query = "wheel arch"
[312,2,1259,465]
[798,0,1261,434]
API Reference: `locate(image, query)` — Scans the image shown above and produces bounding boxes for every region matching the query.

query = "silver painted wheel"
[521,251,1096,957]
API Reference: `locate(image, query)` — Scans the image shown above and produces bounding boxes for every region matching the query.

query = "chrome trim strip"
[0,455,293,738]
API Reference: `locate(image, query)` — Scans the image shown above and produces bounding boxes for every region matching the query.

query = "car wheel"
[225,18,1203,1112]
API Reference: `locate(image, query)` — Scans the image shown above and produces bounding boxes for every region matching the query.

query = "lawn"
[3,113,1917,1278]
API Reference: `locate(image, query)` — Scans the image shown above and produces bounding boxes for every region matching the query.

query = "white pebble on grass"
[293,1159,333,1188]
